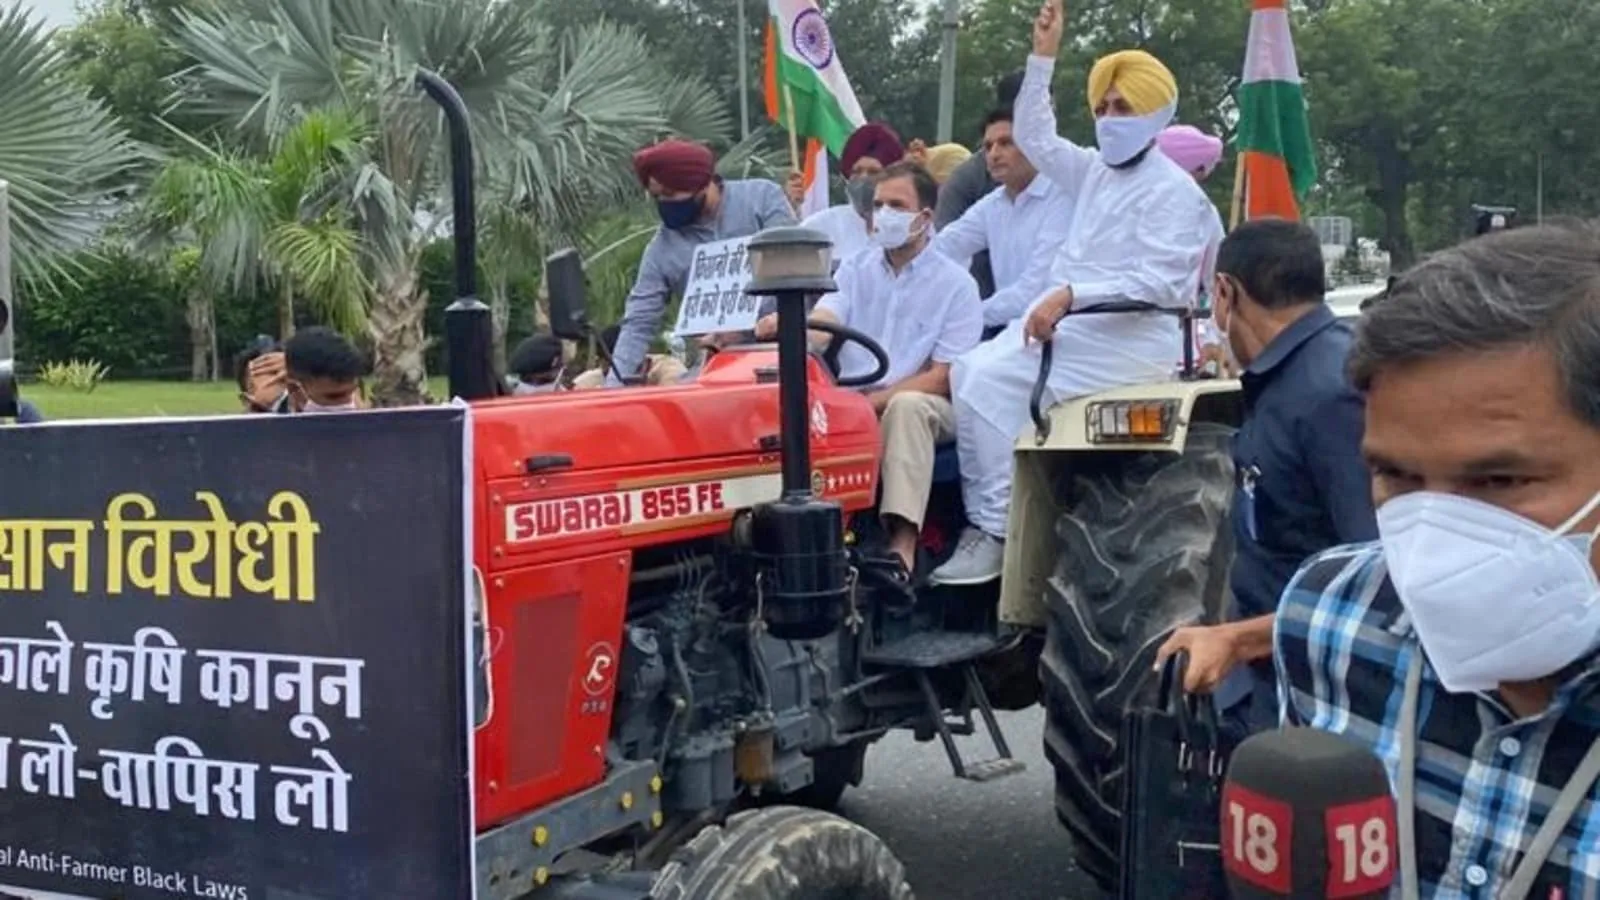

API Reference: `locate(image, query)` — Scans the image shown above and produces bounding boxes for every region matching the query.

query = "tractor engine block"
[608,540,861,812]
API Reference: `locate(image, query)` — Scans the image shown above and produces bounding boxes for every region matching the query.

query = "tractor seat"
[931,442,961,484]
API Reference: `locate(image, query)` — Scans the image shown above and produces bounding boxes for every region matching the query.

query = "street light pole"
[737,0,751,141]
[936,0,960,143]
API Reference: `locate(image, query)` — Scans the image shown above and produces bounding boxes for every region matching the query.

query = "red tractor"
[417,73,1243,898]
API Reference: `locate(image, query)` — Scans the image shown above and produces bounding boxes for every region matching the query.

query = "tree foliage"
[0,4,142,286]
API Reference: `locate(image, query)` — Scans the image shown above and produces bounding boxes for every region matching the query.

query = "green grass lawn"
[22,378,452,419]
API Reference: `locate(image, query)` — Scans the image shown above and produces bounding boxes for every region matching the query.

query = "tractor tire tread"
[1038,423,1237,889]
[650,806,914,900]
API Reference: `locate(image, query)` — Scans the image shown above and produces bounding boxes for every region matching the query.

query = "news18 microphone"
[1221,727,1397,898]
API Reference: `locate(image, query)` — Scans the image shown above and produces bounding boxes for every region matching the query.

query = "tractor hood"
[470,345,883,570]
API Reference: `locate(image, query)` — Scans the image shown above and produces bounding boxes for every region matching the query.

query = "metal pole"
[737,0,751,141]
[0,181,12,363]
[0,180,15,418]
[936,0,960,143]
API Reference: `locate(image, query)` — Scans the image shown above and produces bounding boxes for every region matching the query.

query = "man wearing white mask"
[800,122,907,264]
[1276,222,1600,897]
[757,161,982,577]
[243,326,366,414]
[931,0,1221,588]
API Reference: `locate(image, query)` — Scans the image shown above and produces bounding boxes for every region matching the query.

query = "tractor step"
[961,757,1028,783]
[863,630,1003,668]
[864,633,1025,783]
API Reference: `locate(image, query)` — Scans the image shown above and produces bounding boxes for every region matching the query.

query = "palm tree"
[0,4,141,289]
[143,107,372,373]
[167,0,734,405]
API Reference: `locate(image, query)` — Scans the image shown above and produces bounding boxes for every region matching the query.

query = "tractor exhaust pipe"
[415,68,497,402]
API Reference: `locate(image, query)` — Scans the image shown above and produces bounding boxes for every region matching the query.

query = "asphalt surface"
[840,707,1111,900]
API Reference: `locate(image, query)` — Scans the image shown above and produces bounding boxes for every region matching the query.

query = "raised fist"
[1033,0,1064,57]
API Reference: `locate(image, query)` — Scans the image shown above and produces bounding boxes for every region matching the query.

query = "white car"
[1327,281,1388,321]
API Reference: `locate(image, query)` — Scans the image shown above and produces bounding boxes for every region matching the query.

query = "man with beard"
[930,0,1223,595]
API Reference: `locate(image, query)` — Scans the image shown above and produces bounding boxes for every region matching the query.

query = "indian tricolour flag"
[764,0,865,218]
[1235,0,1317,221]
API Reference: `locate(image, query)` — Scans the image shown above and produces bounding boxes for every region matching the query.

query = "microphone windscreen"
[1221,727,1397,899]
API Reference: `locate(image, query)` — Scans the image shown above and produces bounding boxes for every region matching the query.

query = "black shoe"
[857,554,917,612]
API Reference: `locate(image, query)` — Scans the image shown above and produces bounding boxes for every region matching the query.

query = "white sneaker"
[930,528,1005,585]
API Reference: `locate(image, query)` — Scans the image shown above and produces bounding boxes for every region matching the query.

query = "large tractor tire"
[1038,423,1236,888]
[651,807,915,899]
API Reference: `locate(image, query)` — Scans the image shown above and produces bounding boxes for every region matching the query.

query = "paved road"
[840,707,1110,900]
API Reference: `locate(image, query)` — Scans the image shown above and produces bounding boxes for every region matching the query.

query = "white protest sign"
[673,236,760,336]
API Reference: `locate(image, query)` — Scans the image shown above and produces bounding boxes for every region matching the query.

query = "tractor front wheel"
[650,807,914,900]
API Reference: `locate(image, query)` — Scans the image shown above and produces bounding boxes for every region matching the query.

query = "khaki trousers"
[878,391,957,530]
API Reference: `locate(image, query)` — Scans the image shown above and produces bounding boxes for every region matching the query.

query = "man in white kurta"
[760,162,983,576]
[930,0,1223,588]
[932,106,1077,331]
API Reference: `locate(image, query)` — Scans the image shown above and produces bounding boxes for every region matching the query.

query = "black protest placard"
[0,408,474,900]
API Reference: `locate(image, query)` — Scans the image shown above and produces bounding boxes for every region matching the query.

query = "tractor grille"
[508,593,579,786]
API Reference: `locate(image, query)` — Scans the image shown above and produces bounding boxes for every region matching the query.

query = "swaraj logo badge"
[581,642,617,698]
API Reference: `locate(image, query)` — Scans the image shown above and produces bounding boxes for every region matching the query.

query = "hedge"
[13,239,542,380]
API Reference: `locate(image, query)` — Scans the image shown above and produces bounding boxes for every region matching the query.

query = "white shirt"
[816,246,983,390]
[1014,54,1223,315]
[931,174,1076,328]
[803,205,872,264]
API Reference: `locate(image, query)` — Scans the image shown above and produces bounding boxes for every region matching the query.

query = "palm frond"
[265,216,370,333]
[0,4,143,286]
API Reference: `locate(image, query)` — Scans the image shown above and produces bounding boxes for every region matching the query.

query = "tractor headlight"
[1086,400,1178,443]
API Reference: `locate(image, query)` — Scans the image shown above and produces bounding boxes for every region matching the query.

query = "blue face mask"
[657,194,705,230]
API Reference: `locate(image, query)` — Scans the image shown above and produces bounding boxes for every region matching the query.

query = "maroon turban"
[840,122,904,173]
[633,139,716,193]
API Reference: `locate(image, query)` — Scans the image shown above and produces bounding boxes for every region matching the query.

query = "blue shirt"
[610,178,795,385]
[1276,543,1600,898]
[1218,304,1376,711]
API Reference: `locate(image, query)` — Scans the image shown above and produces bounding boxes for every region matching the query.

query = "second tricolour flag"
[764,0,865,218]
[1235,0,1317,221]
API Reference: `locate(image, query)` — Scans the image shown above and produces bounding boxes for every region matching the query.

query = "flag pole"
[782,84,802,173]
[1229,156,1247,230]
[737,0,751,140]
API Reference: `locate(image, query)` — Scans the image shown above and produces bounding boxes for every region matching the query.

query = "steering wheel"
[808,320,891,388]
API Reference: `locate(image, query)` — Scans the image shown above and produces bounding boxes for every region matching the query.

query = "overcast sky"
[23,0,79,27]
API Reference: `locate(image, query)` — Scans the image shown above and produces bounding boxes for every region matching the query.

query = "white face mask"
[1377,489,1600,693]
[301,398,358,413]
[1095,103,1176,166]
[513,377,562,396]
[869,207,923,250]
[1214,285,1242,370]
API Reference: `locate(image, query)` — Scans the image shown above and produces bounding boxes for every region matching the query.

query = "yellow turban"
[923,143,972,184]
[1086,50,1178,116]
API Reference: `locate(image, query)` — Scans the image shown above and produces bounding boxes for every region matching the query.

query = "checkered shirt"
[1274,541,1600,900]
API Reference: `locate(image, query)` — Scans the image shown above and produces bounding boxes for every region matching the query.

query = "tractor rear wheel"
[650,807,914,900]
[1038,423,1236,889]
